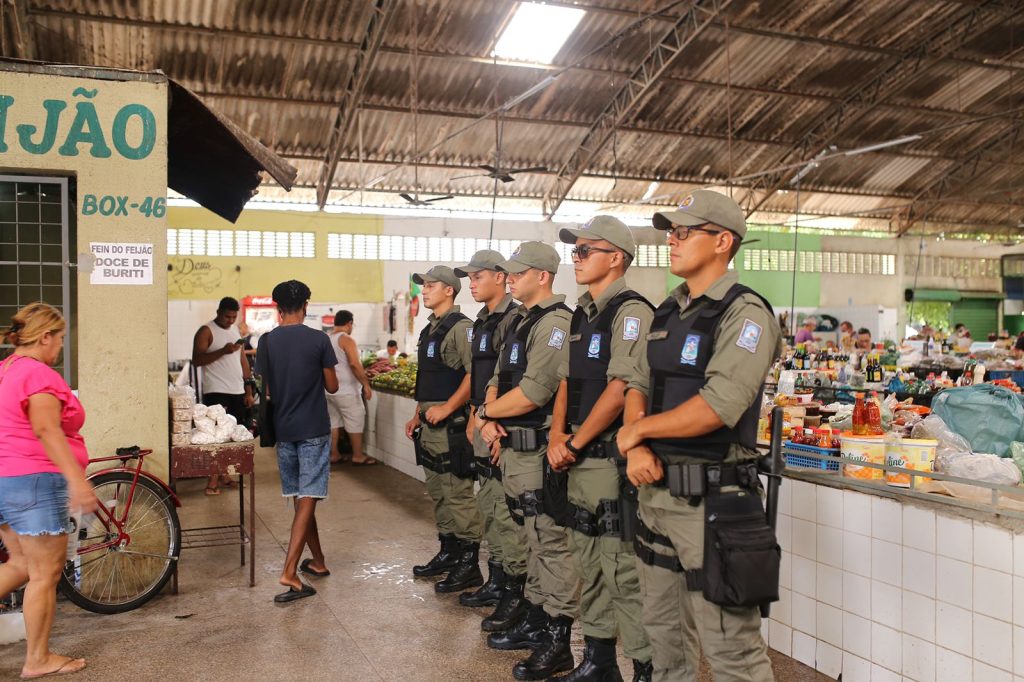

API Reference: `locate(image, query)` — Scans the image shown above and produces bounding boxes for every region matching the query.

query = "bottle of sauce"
[866,392,884,435]
[853,393,868,436]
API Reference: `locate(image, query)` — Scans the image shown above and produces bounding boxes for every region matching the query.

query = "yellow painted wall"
[0,67,170,474]
[167,207,384,302]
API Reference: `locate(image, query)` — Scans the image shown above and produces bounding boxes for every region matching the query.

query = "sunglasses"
[664,223,726,242]
[571,244,618,260]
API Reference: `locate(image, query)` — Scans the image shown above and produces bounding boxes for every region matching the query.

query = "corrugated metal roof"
[14,0,1024,234]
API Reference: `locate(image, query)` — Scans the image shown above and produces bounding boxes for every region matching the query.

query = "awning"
[167,79,297,222]
[912,289,1004,302]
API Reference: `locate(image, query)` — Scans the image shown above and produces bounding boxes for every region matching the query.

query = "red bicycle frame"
[78,450,181,556]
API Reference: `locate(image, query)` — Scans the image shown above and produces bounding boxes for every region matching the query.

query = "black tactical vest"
[470,304,516,407]
[496,301,571,428]
[646,283,773,461]
[414,311,469,402]
[566,289,653,430]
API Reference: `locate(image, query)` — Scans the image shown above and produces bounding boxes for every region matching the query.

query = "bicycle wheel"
[58,471,181,614]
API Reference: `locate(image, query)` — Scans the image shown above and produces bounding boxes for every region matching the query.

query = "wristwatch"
[565,439,582,456]
[476,403,489,421]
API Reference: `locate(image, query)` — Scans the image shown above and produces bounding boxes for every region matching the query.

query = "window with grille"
[167,228,314,258]
[0,176,75,385]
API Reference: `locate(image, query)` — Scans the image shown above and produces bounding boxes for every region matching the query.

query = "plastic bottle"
[853,393,868,436]
[866,392,884,435]
[974,362,986,385]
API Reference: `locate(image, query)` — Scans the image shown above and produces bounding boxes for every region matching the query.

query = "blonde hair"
[5,302,66,347]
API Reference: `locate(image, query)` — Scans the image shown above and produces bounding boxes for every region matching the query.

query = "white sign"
[89,242,153,285]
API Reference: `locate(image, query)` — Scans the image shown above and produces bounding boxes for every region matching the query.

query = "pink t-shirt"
[0,355,89,476]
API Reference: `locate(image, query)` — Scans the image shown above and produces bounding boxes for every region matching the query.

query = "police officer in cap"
[405,266,485,593]
[477,242,580,680]
[547,216,654,681]
[454,250,529,610]
[617,190,780,681]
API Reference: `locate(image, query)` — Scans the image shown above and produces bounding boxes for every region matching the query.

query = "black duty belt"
[500,429,549,451]
[634,517,703,590]
[418,409,466,427]
[574,440,620,461]
[660,460,760,499]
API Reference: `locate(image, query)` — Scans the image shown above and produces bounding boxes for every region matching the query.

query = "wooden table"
[169,441,256,590]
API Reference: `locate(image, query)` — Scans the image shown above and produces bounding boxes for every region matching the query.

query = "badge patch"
[478,333,489,352]
[548,327,566,349]
[680,334,700,365]
[736,319,763,354]
[467,328,474,343]
[568,334,582,342]
[647,330,669,341]
[587,333,602,359]
[509,343,520,364]
[623,316,640,341]
[427,341,437,358]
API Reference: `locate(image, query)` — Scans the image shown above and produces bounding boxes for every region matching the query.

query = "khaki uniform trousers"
[420,420,482,542]
[473,428,528,575]
[637,485,773,682]
[501,442,579,618]
[568,459,651,662]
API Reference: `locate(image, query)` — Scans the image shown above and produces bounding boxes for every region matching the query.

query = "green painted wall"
[666,229,821,308]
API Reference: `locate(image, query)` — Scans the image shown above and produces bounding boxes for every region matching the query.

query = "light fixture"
[492,2,586,66]
[843,135,922,156]
[641,181,660,201]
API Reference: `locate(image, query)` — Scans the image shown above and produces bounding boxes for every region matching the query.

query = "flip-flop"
[20,659,87,679]
[299,558,331,577]
[350,457,378,466]
[204,487,221,496]
[273,583,316,603]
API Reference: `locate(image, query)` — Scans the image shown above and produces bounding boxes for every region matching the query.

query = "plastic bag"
[1011,442,1024,478]
[190,430,217,445]
[913,415,1021,486]
[206,404,227,421]
[932,385,1024,457]
[231,425,253,442]
[192,403,209,419]
[214,424,234,442]
[912,415,971,472]
[216,413,237,428]
[194,417,217,436]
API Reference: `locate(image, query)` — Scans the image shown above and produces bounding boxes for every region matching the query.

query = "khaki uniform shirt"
[488,294,571,428]
[626,271,781,462]
[419,305,472,411]
[558,279,655,452]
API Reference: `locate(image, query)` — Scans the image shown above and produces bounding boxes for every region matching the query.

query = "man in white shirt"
[327,311,375,465]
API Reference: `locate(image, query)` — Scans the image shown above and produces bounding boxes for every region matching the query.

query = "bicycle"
[58,447,182,614]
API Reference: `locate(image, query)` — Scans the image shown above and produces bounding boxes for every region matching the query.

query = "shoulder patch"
[736,318,763,354]
[623,316,640,341]
[466,327,474,343]
[548,327,566,349]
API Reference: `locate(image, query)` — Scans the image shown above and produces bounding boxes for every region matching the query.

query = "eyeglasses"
[571,245,618,260]
[664,223,724,242]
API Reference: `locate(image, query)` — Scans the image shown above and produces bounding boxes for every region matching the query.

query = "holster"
[702,486,780,608]
[617,460,640,543]
[445,411,475,480]
[542,460,574,527]
[475,456,502,482]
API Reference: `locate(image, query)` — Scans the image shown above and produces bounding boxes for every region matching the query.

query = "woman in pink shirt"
[0,303,97,680]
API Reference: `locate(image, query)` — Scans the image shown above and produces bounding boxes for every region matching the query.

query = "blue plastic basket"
[784,442,841,472]
[987,370,1024,385]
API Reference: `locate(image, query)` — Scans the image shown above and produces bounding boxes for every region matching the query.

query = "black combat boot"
[435,540,484,593]
[481,573,528,632]
[630,659,652,682]
[460,559,505,607]
[550,636,621,681]
[487,602,549,651]
[412,533,459,577]
[512,614,574,680]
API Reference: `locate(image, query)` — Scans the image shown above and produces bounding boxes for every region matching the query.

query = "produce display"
[369,362,417,397]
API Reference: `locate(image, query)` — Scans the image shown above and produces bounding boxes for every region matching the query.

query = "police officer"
[547,216,654,681]
[477,242,579,681]
[616,190,780,681]
[404,266,485,593]
[453,250,529,609]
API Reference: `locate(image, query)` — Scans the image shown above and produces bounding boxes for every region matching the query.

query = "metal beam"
[27,7,994,122]
[314,0,396,208]
[541,0,729,219]
[740,1,1017,218]
[897,120,1024,236]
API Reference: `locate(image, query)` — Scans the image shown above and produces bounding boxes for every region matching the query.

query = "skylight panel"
[492,3,586,65]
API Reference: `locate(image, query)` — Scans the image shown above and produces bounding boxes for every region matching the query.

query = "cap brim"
[652,211,709,230]
[496,259,530,274]
[558,227,586,244]
[453,265,483,277]
[412,273,439,285]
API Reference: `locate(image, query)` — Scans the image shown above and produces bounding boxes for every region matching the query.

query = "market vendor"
[616,189,780,681]
[795,317,817,344]
[855,327,873,351]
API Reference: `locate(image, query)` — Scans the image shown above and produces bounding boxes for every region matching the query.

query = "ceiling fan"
[399,192,454,206]
[452,164,548,183]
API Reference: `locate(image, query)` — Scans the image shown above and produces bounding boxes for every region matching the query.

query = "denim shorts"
[0,473,71,536]
[277,435,330,499]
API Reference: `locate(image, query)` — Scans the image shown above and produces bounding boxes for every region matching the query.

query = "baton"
[758,406,785,618]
